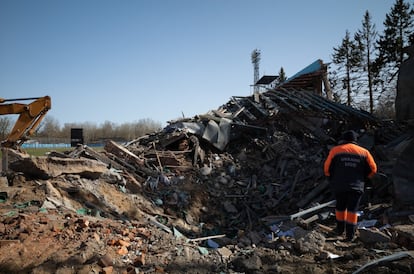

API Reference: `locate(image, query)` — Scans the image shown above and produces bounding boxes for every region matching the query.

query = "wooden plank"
[104,140,143,163]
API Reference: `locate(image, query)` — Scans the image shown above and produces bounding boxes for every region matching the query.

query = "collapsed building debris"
[1,59,413,273]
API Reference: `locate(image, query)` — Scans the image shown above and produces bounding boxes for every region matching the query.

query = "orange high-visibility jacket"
[324,142,377,193]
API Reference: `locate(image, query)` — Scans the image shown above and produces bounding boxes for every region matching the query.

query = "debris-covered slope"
[1,87,414,273]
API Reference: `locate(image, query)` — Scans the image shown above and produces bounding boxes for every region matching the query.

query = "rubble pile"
[1,85,414,273]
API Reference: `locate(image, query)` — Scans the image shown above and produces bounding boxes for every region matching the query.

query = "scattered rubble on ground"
[1,63,414,273]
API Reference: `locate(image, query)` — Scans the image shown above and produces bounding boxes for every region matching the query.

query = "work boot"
[336,221,345,236]
[345,223,356,242]
[343,235,357,242]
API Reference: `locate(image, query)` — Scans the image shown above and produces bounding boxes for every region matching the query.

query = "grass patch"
[23,147,74,157]
[0,146,104,158]
[0,147,73,158]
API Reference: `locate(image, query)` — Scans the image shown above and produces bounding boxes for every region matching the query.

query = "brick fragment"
[98,253,113,267]
[118,239,131,247]
[102,266,113,274]
[117,245,128,255]
[39,216,48,224]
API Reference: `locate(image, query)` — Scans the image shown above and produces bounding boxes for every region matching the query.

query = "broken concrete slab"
[391,224,414,249]
[9,155,108,179]
[358,227,391,243]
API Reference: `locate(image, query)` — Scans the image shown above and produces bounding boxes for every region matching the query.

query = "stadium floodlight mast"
[251,49,261,94]
[251,49,260,95]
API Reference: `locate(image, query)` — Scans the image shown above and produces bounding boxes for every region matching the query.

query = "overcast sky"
[0,0,396,127]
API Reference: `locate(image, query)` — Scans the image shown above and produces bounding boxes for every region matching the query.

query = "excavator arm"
[0,96,52,148]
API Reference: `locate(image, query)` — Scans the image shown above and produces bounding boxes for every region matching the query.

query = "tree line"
[0,116,162,145]
[330,0,413,117]
[278,0,413,117]
[39,117,162,144]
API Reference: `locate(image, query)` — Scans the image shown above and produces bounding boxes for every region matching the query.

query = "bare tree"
[0,116,12,140]
[37,116,61,138]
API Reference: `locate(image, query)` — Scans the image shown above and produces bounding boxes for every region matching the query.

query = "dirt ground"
[1,168,413,274]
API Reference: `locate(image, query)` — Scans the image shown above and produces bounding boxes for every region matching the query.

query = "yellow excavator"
[0,96,51,149]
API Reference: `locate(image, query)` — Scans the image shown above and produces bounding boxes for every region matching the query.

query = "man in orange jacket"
[324,130,377,241]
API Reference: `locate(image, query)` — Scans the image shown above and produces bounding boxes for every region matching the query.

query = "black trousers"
[335,190,363,239]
